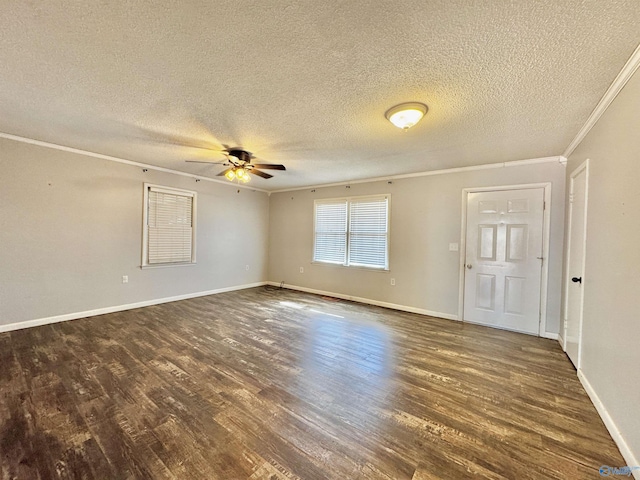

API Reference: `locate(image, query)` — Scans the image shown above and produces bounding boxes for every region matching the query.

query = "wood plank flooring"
[0,287,625,479]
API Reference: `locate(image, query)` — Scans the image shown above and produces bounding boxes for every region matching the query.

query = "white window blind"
[313,200,348,264]
[348,197,389,269]
[143,185,196,266]
[313,195,389,270]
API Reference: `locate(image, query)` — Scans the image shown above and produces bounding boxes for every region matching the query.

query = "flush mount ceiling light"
[385,102,428,130]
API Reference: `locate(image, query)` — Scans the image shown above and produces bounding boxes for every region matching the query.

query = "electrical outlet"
[245,265,250,271]
[449,243,459,251]
[390,278,395,286]
[122,275,128,284]
[299,267,304,273]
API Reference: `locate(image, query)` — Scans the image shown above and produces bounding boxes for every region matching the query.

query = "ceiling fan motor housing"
[227,149,252,164]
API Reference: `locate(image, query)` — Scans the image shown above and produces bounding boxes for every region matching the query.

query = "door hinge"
[543,201,546,210]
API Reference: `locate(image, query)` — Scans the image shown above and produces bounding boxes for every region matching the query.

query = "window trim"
[141,183,197,268]
[313,194,390,271]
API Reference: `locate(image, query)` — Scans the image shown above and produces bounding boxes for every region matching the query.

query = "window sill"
[311,261,389,273]
[140,262,197,269]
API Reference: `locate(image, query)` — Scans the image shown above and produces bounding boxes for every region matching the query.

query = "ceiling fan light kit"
[224,168,250,182]
[385,102,428,130]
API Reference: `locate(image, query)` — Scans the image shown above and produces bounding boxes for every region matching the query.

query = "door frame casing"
[457,183,552,337]
[562,159,589,366]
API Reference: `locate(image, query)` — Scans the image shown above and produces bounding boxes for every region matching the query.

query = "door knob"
[466,264,473,269]
[571,276,582,283]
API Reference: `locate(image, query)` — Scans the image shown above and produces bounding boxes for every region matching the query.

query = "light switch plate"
[449,243,459,251]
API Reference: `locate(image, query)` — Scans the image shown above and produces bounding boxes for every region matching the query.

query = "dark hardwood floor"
[0,287,625,479]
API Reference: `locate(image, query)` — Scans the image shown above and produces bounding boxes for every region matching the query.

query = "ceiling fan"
[186,147,286,183]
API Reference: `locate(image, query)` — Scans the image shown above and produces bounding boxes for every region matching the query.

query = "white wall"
[268,161,566,335]
[564,67,640,467]
[0,137,270,328]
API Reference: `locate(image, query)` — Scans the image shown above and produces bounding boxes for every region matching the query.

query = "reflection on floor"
[0,287,625,479]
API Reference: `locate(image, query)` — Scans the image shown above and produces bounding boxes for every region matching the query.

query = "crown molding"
[0,132,568,195]
[0,132,269,193]
[269,156,566,194]
[563,42,640,158]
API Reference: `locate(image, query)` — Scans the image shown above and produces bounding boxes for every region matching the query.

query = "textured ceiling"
[1,1,639,190]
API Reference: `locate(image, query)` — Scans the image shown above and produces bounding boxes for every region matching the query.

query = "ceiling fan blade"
[217,168,234,177]
[249,169,273,179]
[251,163,286,170]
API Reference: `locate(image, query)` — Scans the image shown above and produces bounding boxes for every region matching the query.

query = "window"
[313,195,389,270]
[142,184,197,267]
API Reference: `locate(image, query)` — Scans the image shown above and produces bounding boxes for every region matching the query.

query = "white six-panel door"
[463,188,545,335]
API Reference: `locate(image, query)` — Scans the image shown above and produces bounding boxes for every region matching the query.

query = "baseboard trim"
[541,332,559,340]
[267,281,459,321]
[269,283,564,338]
[0,282,268,333]
[577,369,640,479]
[557,333,565,350]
